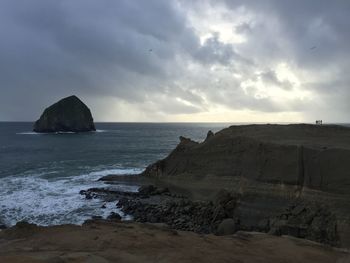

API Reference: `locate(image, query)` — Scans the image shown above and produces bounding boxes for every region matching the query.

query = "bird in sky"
[310,46,317,50]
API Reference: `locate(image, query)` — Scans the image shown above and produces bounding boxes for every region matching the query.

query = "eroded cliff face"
[142,124,350,194]
[141,124,350,247]
[33,95,96,133]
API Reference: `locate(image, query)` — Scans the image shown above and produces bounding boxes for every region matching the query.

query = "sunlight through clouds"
[0,0,349,122]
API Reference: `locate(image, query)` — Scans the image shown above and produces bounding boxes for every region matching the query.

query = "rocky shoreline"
[132,124,350,248]
[80,183,340,247]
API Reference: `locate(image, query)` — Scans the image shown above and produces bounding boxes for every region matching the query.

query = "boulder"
[214,189,239,219]
[217,218,236,235]
[15,221,37,229]
[107,212,122,221]
[33,95,95,133]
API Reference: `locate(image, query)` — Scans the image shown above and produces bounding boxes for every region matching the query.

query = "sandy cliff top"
[215,124,350,149]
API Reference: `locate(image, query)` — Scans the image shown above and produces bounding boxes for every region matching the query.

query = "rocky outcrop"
[205,130,214,140]
[269,202,339,246]
[33,95,95,133]
[140,124,350,247]
[81,186,239,234]
[81,185,340,246]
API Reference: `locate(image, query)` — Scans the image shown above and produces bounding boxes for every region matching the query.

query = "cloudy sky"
[0,0,349,122]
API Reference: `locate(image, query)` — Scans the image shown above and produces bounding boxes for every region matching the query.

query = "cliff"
[141,124,350,247]
[142,124,350,194]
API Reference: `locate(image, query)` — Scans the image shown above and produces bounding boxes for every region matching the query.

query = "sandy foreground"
[0,221,349,263]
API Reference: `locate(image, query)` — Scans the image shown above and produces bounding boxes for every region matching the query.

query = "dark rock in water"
[0,218,6,230]
[138,185,157,197]
[33,95,95,133]
[80,188,138,202]
[107,212,122,221]
[15,221,37,229]
[217,218,236,235]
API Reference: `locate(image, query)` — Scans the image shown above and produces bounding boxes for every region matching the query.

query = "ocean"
[0,122,231,226]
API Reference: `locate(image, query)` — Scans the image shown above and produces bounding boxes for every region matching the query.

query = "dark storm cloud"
[0,0,201,120]
[193,33,238,65]
[0,0,349,121]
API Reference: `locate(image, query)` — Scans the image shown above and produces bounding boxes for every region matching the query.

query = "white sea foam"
[16,131,77,135]
[88,168,144,177]
[16,131,42,135]
[17,130,107,135]
[0,168,141,226]
[56,131,76,134]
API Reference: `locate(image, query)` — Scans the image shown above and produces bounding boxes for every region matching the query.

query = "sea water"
[0,122,230,226]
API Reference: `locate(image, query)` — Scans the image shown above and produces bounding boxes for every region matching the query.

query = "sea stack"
[33,95,96,133]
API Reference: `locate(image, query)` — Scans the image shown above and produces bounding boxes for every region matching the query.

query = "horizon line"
[1,121,349,124]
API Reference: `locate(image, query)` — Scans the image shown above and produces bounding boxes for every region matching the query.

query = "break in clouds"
[0,0,349,122]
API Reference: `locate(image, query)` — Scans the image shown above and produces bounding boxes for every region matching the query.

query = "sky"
[0,0,349,122]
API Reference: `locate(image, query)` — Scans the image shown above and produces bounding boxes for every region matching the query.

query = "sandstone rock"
[141,124,350,194]
[33,95,95,133]
[205,130,214,140]
[139,124,350,247]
